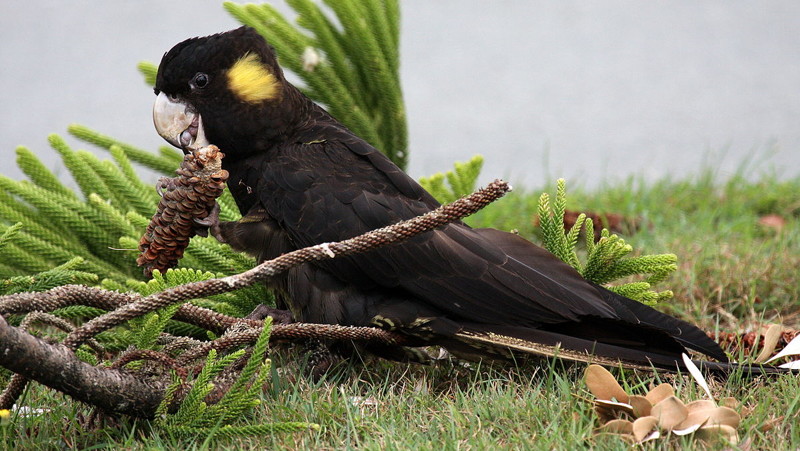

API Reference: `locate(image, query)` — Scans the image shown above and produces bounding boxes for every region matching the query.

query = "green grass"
[3,169,800,449]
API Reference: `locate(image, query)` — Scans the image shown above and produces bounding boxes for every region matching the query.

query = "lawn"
[4,167,799,450]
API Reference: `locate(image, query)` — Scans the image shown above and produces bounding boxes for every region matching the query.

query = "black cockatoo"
[152,26,749,373]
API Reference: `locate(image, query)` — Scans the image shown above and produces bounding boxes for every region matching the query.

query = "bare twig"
[110,349,188,382]
[177,323,406,365]
[0,286,250,334]
[0,311,105,410]
[21,311,105,354]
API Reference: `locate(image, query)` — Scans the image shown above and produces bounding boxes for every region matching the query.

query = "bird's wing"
[256,131,725,360]
[258,137,619,323]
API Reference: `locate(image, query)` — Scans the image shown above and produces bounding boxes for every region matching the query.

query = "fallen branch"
[0,314,167,418]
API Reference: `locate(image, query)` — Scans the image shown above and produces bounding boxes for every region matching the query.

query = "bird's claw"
[194,203,226,242]
[155,177,170,197]
[245,304,295,324]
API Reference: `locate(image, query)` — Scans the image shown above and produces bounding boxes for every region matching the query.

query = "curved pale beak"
[152,92,209,152]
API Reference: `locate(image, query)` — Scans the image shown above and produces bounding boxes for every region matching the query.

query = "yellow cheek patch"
[227,53,281,103]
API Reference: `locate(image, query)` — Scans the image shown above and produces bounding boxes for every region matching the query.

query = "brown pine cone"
[137,145,229,277]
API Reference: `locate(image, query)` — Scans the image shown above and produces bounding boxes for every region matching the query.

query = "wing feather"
[260,136,621,326]
[255,128,725,361]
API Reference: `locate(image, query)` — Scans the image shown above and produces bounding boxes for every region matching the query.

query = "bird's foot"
[193,203,226,242]
[245,304,295,324]
[155,177,171,197]
[304,339,342,381]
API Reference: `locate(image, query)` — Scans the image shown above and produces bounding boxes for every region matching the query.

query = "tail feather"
[447,325,795,376]
[589,282,729,362]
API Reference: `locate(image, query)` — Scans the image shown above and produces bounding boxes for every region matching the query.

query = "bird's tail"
[447,325,796,376]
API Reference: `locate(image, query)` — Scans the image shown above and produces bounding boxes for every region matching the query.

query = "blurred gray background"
[1,1,798,188]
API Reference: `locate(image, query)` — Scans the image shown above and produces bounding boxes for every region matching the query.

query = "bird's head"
[153,26,292,158]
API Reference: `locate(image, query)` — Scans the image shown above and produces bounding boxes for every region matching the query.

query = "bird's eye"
[192,72,209,89]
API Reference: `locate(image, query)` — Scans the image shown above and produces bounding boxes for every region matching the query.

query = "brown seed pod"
[712,327,799,360]
[137,145,229,277]
[584,364,742,445]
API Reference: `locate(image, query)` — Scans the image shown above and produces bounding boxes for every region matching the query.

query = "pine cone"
[137,145,229,277]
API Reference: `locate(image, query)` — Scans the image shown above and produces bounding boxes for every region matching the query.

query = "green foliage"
[1,128,271,337]
[0,256,98,296]
[2,0,422,326]
[201,320,272,426]
[537,179,677,305]
[68,124,183,174]
[135,302,183,350]
[147,268,269,319]
[0,223,23,253]
[166,350,244,426]
[0,5,410,436]
[110,268,270,348]
[4,164,799,448]
[137,61,158,87]
[419,155,485,204]
[156,319,319,438]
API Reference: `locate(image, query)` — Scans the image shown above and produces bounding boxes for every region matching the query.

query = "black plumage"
[153,26,741,373]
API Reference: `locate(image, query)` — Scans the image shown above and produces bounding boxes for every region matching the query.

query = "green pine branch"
[3,0,404,308]
[1,257,98,296]
[0,2,691,440]
[419,155,484,204]
[537,179,677,305]
[0,1,413,438]
[155,318,318,437]
[1,125,269,322]
[68,124,183,174]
